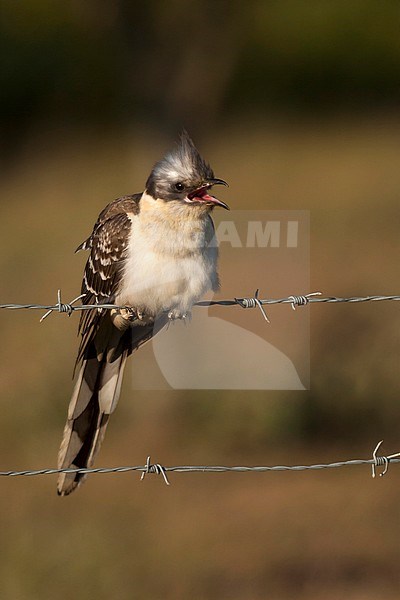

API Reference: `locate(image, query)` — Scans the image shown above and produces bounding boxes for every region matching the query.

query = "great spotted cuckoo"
[57,132,229,495]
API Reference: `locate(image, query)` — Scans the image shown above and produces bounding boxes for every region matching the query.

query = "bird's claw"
[168,309,191,321]
[111,306,138,330]
[121,306,138,321]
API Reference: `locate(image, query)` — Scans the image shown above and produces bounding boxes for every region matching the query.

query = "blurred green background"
[0,1,399,599]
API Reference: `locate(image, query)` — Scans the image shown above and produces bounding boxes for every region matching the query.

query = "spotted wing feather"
[77,195,140,363]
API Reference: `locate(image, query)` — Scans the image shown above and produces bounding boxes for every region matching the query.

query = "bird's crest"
[146,131,214,197]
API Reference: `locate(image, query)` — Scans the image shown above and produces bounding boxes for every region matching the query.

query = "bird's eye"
[174,182,184,192]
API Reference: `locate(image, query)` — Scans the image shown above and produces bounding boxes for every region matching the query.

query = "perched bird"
[57,132,229,495]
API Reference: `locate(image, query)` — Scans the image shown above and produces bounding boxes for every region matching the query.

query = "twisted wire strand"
[0,290,399,322]
[1,449,399,480]
[1,294,398,485]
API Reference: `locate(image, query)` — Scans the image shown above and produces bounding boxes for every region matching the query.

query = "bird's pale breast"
[117,193,218,319]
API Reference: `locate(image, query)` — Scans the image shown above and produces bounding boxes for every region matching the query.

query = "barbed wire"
[1,442,399,485]
[1,294,398,487]
[0,289,399,324]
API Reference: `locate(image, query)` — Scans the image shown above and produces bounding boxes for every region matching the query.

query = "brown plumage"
[57,194,166,495]
[57,132,228,496]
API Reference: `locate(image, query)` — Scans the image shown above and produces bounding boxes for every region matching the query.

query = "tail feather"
[58,315,168,496]
[57,350,127,496]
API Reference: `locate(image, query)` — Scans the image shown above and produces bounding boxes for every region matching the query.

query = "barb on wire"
[0,289,399,324]
[40,290,85,322]
[371,440,400,478]
[288,291,322,310]
[0,442,398,484]
[140,455,170,485]
[235,288,271,322]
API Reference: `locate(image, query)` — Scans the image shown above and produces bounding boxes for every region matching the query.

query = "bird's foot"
[168,309,191,322]
[121,306,138,321]
[111,306,138,330]
[125,307,154,325]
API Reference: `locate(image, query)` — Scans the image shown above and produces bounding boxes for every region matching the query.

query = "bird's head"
[145,131,229,211]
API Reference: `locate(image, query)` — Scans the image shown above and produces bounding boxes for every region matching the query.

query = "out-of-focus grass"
[0,117,399,599]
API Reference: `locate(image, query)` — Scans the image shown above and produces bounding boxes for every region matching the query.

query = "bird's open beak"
[207,178,229,188]
[186,178,229,210]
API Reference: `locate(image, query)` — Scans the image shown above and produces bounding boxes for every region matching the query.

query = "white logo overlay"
[130,210,310,390]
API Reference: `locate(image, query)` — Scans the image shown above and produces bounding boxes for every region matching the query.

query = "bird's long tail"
[57,346,128,496]
[57,315,167,496]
